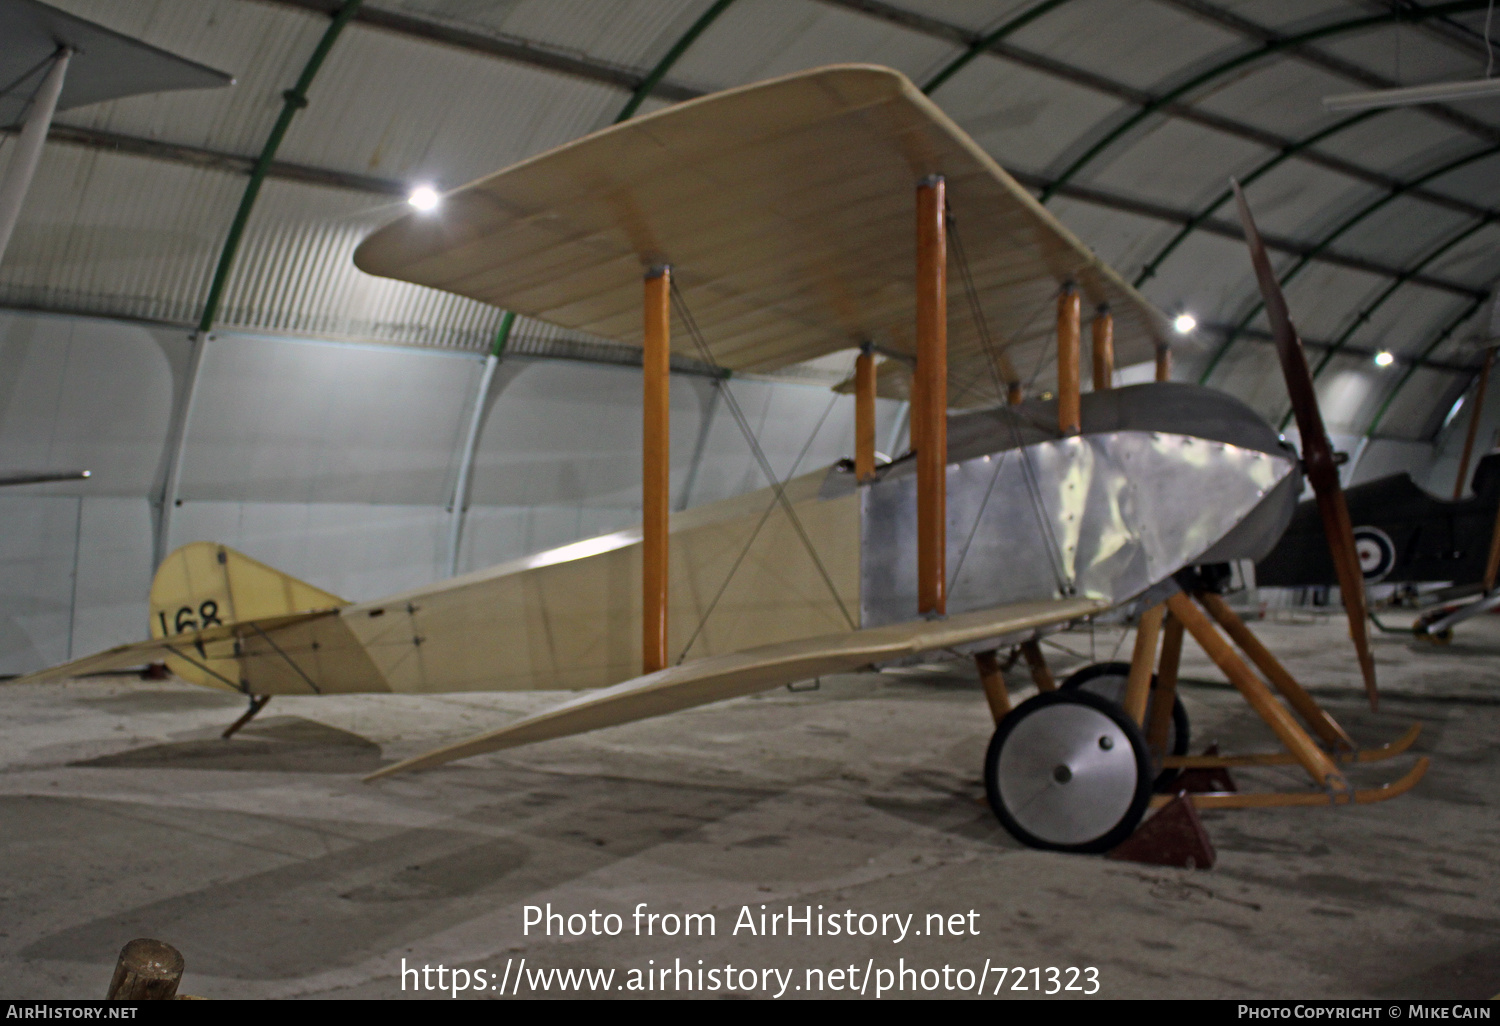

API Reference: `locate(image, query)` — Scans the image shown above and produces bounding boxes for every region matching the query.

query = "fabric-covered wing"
[354,64,1168,407]
[366,597,1104,779]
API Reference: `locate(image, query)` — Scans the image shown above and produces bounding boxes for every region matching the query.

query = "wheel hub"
[995,702,1143,847]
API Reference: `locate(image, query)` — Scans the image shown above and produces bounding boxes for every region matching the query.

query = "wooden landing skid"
[1148,757,1429,810]
[1161,723,1422,770]
[1120,591,1429,817]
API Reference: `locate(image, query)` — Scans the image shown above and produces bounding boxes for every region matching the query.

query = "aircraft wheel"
[1060,661,1190,788]
[984,689,1153,853]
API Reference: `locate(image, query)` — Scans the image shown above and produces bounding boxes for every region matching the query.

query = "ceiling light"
[1323,78,1500,112]
[1173,312,1196,334]
[407,185,440,212]
[1374,351,1394,367]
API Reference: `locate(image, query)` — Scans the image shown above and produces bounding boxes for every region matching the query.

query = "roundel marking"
[1352,525,1396,582]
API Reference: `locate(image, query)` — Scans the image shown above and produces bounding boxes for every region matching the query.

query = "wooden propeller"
[1232,180,1379,711]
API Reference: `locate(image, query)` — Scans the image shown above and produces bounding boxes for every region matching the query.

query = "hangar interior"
[1,0,1499,1001]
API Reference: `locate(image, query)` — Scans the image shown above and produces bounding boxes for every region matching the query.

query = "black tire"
[984,689,1153,854]
[1061,661,1190,789]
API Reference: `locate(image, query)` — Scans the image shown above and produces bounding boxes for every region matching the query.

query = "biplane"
[12,65,1426,854]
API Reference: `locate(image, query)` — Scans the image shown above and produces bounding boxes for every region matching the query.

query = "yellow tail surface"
[149,542,347,689]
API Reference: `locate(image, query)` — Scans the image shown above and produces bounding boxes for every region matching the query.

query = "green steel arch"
[1037,1,1492,205]
[1364,294,1491,438]
[1199,141,1500,385]
[1275,214,1499,431]
[197,0,364,334]
[922,0,1076,95]
[1132,111,1382,289]
[614,0,737,124]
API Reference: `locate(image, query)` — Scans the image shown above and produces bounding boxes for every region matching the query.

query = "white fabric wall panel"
[466,359,900,511]
[683,378,859,506]
[1427,378,1500,498]
[171,501,449,602]
[457,505,638,577]
[466,358,700,509]
[176,333,477,506]
[1348,440,1434,490]
[0,496,81,674]
[0,311,176,495]
[70,498,155,660]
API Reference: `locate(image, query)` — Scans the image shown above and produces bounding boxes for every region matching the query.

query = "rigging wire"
[0,53,60,164]
[0,53,57,104]
[947,213,1009,405]
[948,212,1074,597]
[945,210,1019,591]
[948,444,1010,593]
[674,387,842,664]
[1108,625,1128,662]
[669,279,856,632]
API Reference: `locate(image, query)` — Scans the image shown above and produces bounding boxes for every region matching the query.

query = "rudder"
[151,542,347,637]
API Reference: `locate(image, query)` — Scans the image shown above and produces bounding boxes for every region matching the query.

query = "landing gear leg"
[223,695,270,739]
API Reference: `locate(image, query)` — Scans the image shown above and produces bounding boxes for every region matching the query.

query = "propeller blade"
[1232,180,1378,711]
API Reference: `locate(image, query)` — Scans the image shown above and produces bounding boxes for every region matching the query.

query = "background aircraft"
[1258,300,1500,641]
[1257,453,1500,640]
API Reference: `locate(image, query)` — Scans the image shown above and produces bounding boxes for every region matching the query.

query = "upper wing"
[354,64,1168,406]
[7,610,340,689]
[365,597,1104,780]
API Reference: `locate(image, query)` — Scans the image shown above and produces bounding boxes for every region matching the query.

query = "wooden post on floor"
[916,175,947,616]
[1147,612,1183,759]
[1091,304,1114,392]
[1007,381,1023,406]
[855,343,877,482]
[106,939,183,1000]
[1057,283,1081,435]
[1155,344,1172,383]
[1020,639,1056,691]
[642,265,671,674]
[1197,591,1354,750]
[1165,592,1347,793]
[1123,603,1163,725]
[975,649,1011,723]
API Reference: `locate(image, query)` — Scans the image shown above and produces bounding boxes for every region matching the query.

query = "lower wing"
[366,597,1105,780]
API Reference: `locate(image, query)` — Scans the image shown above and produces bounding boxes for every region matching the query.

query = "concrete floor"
[1,608,1497,1000]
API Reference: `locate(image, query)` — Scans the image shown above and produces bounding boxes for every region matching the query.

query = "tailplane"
[149,543,346,688]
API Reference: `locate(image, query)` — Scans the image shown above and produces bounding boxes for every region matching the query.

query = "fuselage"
[153,383,1298,697]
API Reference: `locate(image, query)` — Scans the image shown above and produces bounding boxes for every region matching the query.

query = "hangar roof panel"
[1,0,1495,440]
